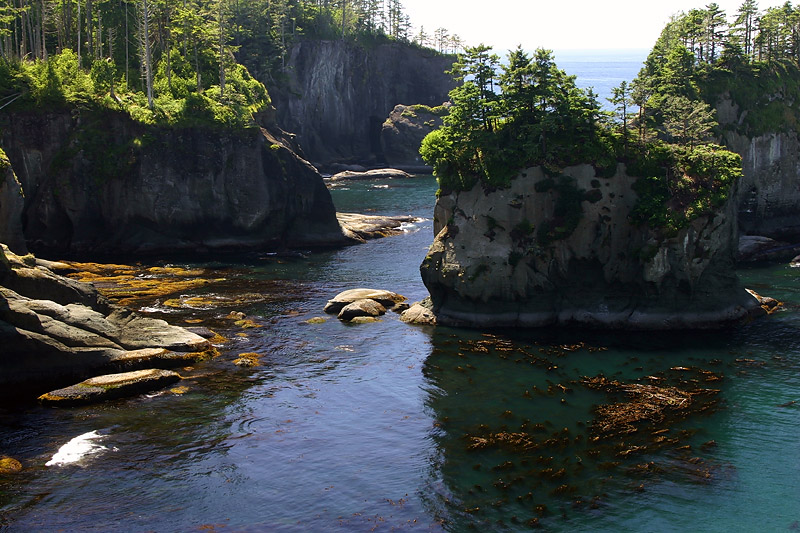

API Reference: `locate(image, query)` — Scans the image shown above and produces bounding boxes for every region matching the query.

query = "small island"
[417,41,764,328]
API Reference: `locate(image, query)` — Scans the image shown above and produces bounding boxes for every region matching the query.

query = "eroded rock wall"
[0,149,27,254]
[716,94,800,240]
[1,109,347,258]
[269,40,454,167]
[421,165,755,329]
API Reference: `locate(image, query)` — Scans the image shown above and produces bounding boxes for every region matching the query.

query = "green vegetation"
[422,3,783,236]
[420,46,610,192]
[0,0,446,127]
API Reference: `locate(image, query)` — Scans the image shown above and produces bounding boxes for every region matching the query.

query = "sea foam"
[45,430,109,467]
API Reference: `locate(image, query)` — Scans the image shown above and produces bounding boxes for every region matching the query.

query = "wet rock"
[233,352,262,367]
[348,316,382,324]
[337,213,419,243]
[401,300,438,326]
[329,168,412,181]
[38,369,181,406]
[0,456,23,474]
[745,288,782,316]
[737,235,800,263]
[338,299,387,321]
[323,288,406,315]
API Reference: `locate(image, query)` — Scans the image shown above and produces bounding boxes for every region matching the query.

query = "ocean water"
[1,175,799,531]
[554,49,649,109]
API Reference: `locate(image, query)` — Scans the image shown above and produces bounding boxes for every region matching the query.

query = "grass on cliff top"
[0,51,269,129]
[699,59,800,137]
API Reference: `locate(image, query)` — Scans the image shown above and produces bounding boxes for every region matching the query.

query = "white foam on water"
[45,430,109,467]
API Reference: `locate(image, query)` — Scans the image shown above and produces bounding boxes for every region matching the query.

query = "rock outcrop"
[269,40,454,167]
[715,93,800,241]
[0,244,213,400]
[380,104,446,171]
[1,108,348,258]
[420,164,759,329]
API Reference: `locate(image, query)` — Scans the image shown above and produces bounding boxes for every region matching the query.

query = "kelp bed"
[425,333,733,528]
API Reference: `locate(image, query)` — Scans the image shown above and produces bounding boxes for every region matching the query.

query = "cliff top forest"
[0,0,459,127]
[421,1,800,236]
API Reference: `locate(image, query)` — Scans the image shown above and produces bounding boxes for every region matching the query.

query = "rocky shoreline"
[0,244,215,402]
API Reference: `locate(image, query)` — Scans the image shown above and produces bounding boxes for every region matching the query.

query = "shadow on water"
[418,313,800,531]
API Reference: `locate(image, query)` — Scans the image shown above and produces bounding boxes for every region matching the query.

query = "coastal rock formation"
[1,109,347,257]
[715,94,800,241]
[420,164,758,329]
[380,104,446,171]
[323,288,406,322]
[269,40,454,167]
[0,244,213,400]
[0,149,27,254]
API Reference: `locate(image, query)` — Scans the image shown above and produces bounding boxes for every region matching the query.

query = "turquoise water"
[1,176,800,531]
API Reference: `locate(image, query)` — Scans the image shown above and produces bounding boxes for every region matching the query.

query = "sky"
[401,0,790,52]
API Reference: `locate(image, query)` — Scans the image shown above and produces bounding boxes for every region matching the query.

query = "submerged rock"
[38,369,181,406]
[0,456,23,474]
[421,164,760,329]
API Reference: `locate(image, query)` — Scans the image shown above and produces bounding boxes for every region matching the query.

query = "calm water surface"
[1,176,799,531]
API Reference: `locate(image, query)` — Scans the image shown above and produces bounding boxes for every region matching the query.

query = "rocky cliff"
[269,40,454,167]
[715,94,800,240]
[1,109,347,258]
[0,149,27,254]
[420,164,758,329]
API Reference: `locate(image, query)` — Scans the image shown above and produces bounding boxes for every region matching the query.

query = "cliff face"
[716,94,800,240]
[269,40,454,167]
[0,150,27,254]
[1,109,347,258]
[421,165,755,329]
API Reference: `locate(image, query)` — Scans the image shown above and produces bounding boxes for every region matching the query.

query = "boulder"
[323,288,406,315]
[338,299,387,321]
[38,369,181,406]
[400,300,438,326]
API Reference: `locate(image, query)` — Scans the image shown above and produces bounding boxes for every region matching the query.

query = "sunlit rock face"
[421,164,757,329]
[716,94,800,241]
[269,40,454,167]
